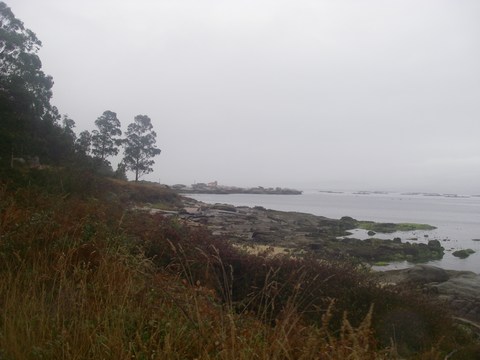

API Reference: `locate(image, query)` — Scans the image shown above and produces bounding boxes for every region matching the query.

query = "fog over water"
[11,0,480,193]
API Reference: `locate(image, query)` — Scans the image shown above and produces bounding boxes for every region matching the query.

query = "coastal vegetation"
[0,2,160,181]
[1,3,479,358]
[1,168,480,358]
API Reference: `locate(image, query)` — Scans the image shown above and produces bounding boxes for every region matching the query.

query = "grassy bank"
[0,169,478,358]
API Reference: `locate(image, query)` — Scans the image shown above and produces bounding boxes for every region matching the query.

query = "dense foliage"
[0,3,161,180]
[0,2,65,164]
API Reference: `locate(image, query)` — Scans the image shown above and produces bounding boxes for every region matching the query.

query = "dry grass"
[0,248,384,358]
[0,176,478,359]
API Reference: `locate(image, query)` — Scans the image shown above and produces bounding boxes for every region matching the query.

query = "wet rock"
[403,265,450,284]
[378,265,449,285]
[179,197,444,263]
[339,216,357,229]
[453,249,475,258]
[427,240,442,248]
[379,267,480,323]
[432,271,480,298]
[211,203,237,212]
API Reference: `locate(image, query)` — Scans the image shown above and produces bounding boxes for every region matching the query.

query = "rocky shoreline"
[176,187,302,195]
[175,198,445,263]
[141,198,480,328]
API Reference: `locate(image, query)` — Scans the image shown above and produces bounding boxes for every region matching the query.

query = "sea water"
[186,191,480,273]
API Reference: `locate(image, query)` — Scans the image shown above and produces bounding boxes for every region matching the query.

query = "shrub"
[0,174,477,358]
[123,211,464,356]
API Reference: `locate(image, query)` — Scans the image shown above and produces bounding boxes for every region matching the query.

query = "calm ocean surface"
[187,191,480,273]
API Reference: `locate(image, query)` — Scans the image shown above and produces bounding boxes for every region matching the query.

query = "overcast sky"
[10,0,480,193]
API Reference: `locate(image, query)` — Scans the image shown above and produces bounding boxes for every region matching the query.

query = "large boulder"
[432,271,480,299]
[452,249,475,259]
[379,265,450,285]
[402,265,450,284]
[380,266,480,323]
[431,271,480,322]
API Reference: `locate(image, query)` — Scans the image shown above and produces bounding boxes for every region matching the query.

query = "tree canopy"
[0,4,162,182]
[75,130,92,156]
[123,115,161,181]
[0,2,51,104]
[91,110,122,163]
[0,2,65,164]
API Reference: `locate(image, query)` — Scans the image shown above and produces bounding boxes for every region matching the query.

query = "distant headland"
[172,181,302,195]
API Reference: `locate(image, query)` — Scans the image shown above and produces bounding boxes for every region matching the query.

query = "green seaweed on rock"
[357,221,437,233]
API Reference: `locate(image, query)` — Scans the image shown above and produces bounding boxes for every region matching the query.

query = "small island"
[172,181,302,195]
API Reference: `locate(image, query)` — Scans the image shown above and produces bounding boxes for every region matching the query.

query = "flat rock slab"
[433,271,480,299]
[376,265,446,284]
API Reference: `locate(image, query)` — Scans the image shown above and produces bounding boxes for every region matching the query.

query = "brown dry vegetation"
[0,169,479,359]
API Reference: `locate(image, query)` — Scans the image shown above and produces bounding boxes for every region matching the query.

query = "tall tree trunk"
[135,157,139,182]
